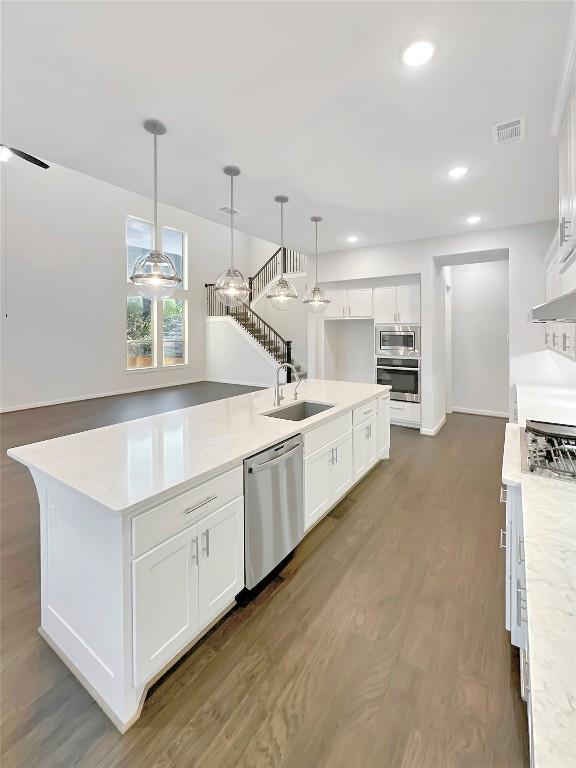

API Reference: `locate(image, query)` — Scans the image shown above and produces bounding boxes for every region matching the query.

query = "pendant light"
[130,120,182,300]
[214,166,250,307]
[303,216,331,313]
[266,195,298,311]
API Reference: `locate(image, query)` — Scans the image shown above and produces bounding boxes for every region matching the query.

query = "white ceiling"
[2,1,572,253]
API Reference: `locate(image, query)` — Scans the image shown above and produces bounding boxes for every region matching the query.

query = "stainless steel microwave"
[375,325,420,357]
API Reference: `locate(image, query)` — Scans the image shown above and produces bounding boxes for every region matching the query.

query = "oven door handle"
[376,366,419,372]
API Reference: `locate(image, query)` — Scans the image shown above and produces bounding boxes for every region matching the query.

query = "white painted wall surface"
[204,318,281,387]
[0,161,277,410]
[450,261,509,417]
[323,320,374,384]
[315,220,559,433]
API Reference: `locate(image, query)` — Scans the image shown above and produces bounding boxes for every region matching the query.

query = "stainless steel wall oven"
[375,357,420,402]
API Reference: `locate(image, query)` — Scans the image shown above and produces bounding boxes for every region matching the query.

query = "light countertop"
[503,391,576,767]
[8,379,389,514]
[516,383,576,428]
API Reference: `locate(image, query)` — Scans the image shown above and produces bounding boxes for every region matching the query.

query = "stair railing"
[205,283,293,380]
[250,247,306,302]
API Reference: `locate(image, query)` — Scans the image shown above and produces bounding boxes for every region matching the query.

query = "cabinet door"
[132,526,199,687]
[364,416,378,470]
[378,396,390,459]
[347,288,373,318]
[304,445,332,529]
[374,286,397,323]
[559,103,574,244]
[329,431,353,503]
[325,290,347,318]
[396,283,420,323]
[353,422,367,479]
[198,497,244,628]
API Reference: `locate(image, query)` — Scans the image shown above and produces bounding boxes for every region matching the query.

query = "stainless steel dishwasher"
[244,434,304,589]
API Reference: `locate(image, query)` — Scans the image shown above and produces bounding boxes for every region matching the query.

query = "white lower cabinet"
[353,415,378,479]
[198,497,244,627]
[304,431,353,530]
[133,527,200,687]
[378,396,390,459]
[132,491,244,687]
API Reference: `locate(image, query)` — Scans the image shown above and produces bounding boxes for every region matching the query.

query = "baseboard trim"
[452,407,508,419]
[205,377,272,388]
[0,378,202,413]
[420,415,446,437]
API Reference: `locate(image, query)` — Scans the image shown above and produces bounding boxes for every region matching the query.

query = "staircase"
[205,246,307,383]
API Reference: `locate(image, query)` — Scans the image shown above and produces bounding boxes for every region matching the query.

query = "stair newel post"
[248,276,253,306]
[286,340,292,383]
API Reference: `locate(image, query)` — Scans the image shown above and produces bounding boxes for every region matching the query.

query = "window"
[126,216,189,370]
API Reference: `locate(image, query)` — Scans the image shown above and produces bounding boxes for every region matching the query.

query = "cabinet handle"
[184,495,217,515]
[499,528,507,550]
[334,446,338,464]
[203,529,210,558]
[193,536,199,563]
[516,581,522,628]
[518,536,525,564]
[499,487,507,504]
[560,216,572,245]
[397,312,401,322]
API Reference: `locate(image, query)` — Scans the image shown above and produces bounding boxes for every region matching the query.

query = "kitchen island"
[8,379,391,732]
[502,384,576,768]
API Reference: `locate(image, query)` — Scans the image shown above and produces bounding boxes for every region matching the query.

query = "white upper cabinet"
[559,91,576,248]
[373,285,396,323]
[325,289,347,318]
[347,288,373,317]
[397,283,421,324]
[374,281,420,324]
[325,288,373,318]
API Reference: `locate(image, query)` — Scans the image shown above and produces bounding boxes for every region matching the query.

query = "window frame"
[125,215,190,373]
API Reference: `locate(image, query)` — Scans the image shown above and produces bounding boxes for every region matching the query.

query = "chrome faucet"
[274,363,300,406]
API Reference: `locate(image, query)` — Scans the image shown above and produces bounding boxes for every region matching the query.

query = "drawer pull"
[518,536,525,565]
[516,581,523,628]
[499,528,507,550]
[363,409,374,416]
[499,487,507,504]
[184,495,217,516]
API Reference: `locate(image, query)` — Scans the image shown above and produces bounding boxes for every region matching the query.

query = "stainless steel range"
[521,420,576,482]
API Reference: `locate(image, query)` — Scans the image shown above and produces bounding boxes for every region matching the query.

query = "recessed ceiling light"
[467,215,481,225]
[448,166,469,179]
[402,41,435,67]
[0,146,13,162]
[347,235,359,244]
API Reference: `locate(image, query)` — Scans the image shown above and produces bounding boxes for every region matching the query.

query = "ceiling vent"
[492,117,525,146]
[219,205,244,216]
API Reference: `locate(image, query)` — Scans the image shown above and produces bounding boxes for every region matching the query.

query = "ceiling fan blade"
[9,148,49,169]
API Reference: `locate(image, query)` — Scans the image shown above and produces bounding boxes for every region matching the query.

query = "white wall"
[450,261,509,417]
[323,320,374,384]
[315,220,562,433]
[204,317,282,387]
[0,161,277,410]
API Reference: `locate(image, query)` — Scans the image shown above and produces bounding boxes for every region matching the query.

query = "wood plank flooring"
[0,385,528,767]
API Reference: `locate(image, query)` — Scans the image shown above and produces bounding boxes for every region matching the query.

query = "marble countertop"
[8,379,389,514]
[502,423,576,768]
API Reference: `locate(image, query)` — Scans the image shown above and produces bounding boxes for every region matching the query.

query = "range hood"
[530,289,576,323]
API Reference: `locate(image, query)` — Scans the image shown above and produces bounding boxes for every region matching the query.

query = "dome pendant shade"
[303,285,330,313]
[303,215,331,314]
[267,196,298,310]
[215,266,250,307]
[130,120,182,300]
[214,166,250,307]
[267,275,298,311]
[132,249,182,300]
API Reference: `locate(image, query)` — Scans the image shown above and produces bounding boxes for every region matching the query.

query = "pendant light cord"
[230,173,235,268]
[153,133,158,251]
[315,219,319,284]
[280,201,284,278]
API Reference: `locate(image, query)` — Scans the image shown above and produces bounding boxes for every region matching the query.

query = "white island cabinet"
[8,379,390,732]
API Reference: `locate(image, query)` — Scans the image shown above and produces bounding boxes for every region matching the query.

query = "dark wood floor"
[1,386,528,767]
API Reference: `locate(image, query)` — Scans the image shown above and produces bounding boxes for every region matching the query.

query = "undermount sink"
[264,401,335,422]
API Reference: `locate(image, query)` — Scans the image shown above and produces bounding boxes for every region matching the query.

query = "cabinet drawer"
[304,412,352,456]
[389,401,421,424]
[353,399,378,426]
[132,466,243,557]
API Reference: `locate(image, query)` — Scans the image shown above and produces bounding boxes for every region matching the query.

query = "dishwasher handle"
[248,444,302,473]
